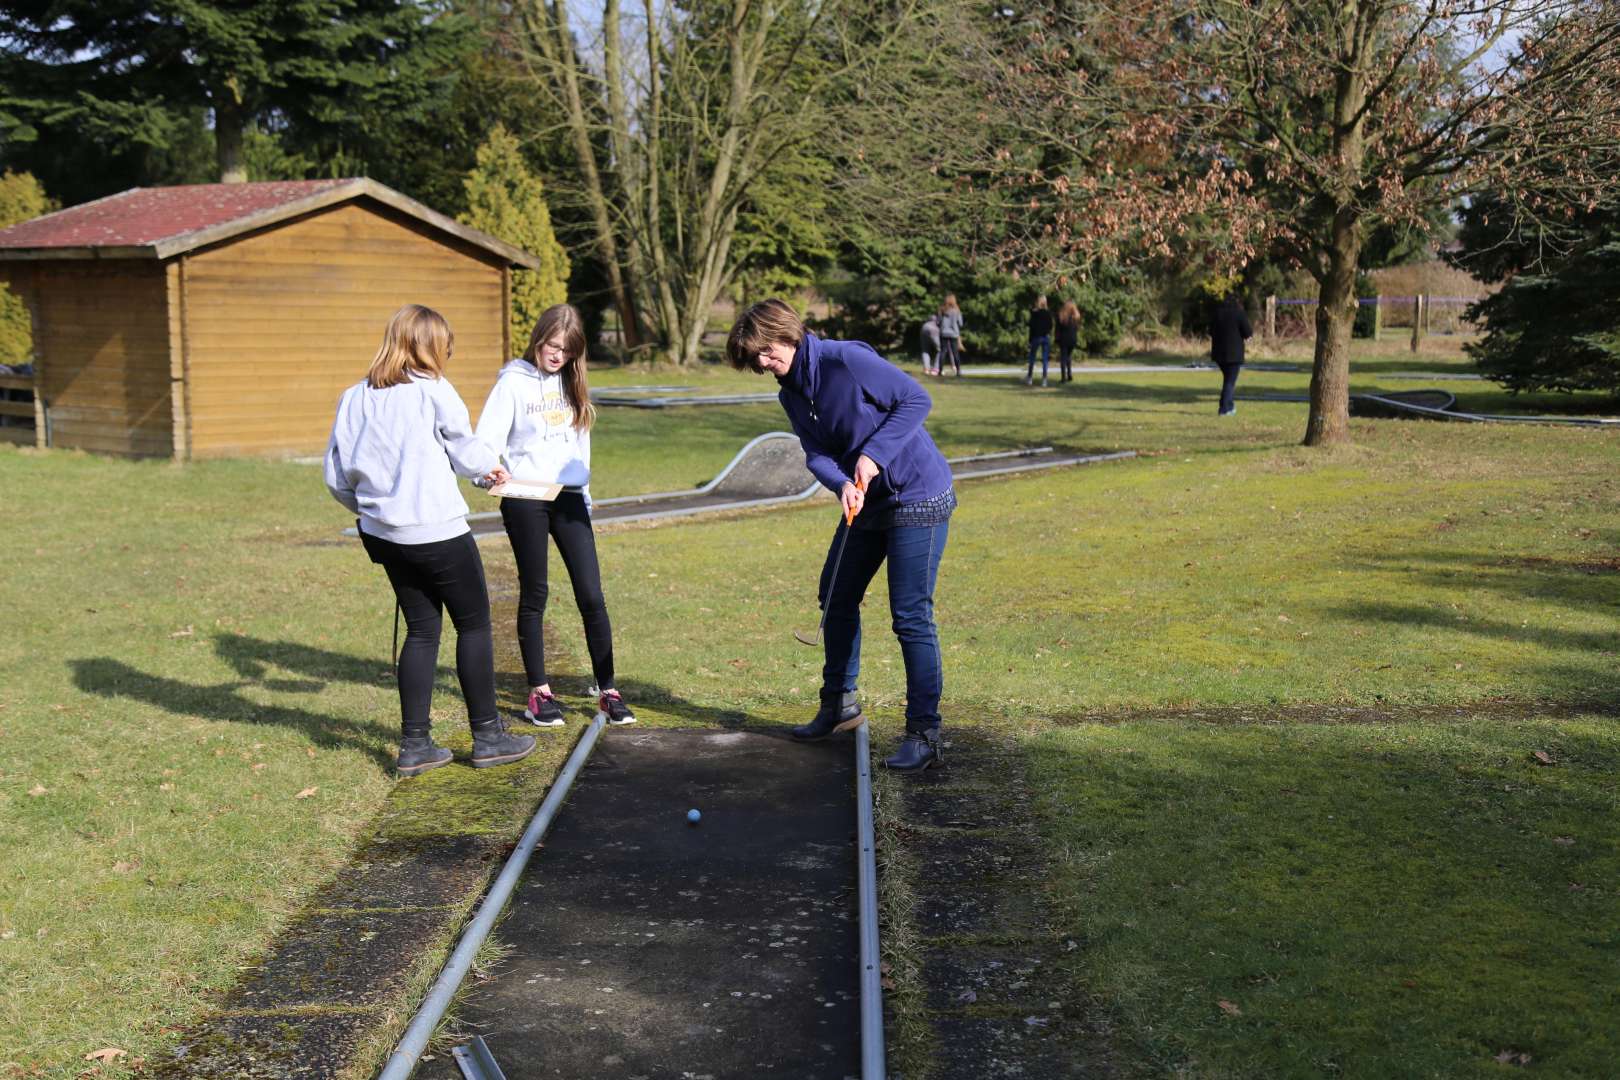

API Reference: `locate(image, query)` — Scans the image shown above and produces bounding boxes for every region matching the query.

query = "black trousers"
[1058,343,1075,380]
[500,490,615,690]
[360,529,496,738]
[938,336,962,376]
[1217,361,1242,414]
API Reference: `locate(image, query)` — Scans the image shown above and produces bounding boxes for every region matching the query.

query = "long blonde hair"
[941,293,960,315]
[367,304,452,389]
[522,303,596,433]
[1058,300,1081,326]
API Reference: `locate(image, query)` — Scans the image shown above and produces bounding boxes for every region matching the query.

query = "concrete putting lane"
[418,728,862,1079]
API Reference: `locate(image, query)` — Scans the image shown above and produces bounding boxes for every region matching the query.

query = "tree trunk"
[1304,209,1361,446]
[522,2,641,351]
[215,100,247,184]
[1304,0,1372,447]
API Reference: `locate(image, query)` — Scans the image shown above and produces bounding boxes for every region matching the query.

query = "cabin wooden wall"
[0,261,172,457]
[181,200,508,458]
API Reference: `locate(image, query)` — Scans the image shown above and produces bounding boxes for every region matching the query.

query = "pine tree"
[0,1,467,185]
[0,170,56,365]
[459,125,570,353]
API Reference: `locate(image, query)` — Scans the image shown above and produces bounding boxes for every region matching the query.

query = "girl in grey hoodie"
[326,305,536,777]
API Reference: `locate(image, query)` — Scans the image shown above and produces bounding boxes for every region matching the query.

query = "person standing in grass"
[1211,294,1253,416]
[920,312,942,376]
[727,299,955,772]
[325,304,536,777]
[1055,300,1081,382]
[476,303,637,730]
[937,294,964,377]
[1025,295,1053,386]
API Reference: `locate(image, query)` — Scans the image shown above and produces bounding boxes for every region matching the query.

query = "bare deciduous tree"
[993,0,1620,444]
[515,0,982,365]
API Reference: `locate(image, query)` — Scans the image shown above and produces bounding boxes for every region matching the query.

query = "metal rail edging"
[855,723,886,1079]
[376,715,607,1080]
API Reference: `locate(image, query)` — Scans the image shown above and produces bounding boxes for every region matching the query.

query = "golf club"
[795,477,863,646]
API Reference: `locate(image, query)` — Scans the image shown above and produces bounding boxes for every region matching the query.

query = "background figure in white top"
[477,303,636,729]
[325,304,535,777]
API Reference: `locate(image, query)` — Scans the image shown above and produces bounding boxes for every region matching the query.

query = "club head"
[793,629,820,647]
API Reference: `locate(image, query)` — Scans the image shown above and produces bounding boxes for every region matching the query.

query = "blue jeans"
[819,519,949,733]
[1217,361,1241,414]
[1026,336,1051,381]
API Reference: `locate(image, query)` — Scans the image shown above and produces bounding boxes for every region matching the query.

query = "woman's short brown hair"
[726,299,804,372]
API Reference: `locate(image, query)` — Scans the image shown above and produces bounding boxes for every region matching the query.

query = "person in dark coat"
[1210,295,1253,416]
[727,299,956,772]
[1025,295,1053,386]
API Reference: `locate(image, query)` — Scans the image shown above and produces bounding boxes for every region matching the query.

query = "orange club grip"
[844,475,867,526]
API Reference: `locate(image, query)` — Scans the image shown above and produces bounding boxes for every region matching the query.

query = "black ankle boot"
[791,692,864,741]
[470,717,537,769]
[884,728,943,771]
[396,735,452,778]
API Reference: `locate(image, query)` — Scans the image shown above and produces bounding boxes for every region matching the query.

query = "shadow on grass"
[69,655,399,770]
[1339,549,1620,615]
[1336,599,1620,657]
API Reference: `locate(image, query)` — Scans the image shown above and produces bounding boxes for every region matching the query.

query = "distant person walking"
[920,313,942,376]
[476,303,638,730]
[1025,295,1053,386]
[1055,300,1081,382]
[727,299,956,772]
[1210,295,1253,416]
[937,295,964,377]
[324,304,536,777]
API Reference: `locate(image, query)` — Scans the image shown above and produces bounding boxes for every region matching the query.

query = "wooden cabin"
[0,178,537,459]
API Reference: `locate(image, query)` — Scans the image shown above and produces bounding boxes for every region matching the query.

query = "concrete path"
[418,729,863,1079]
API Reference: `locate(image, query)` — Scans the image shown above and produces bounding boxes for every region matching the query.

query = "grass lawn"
[2,335,1617,1077]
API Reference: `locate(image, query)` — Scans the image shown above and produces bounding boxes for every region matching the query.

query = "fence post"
[1410,294,1425,352]
[1265,294,1277,338]
[1371,294,1383,339]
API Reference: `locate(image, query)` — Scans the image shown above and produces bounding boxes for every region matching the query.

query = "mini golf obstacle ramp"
[1235,388,1620,427]
[407,727,881,1080]
[460,434,1136,536]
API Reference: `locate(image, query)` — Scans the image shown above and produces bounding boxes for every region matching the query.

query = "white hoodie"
[324,374,500,545]
[476,360,592,496]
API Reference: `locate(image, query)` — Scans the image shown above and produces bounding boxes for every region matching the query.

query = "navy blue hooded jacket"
[776,334,953,518]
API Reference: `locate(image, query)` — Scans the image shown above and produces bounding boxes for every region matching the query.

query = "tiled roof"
[0,180,353,250]
[0,178,539,268]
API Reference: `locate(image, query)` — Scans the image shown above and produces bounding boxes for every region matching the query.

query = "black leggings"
[360,529,497,738]
[938,336,962,376]
[501,490,615,689]
[1059,343,1075,380]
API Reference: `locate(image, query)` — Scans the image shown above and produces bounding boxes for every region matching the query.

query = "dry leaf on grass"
[28,784,47,797]
[84,1048,126,1063]
[1494,1050,1532,1066]
[294,787,318,799]
[1532,750,1555,765]
[1217,999,1242,1016]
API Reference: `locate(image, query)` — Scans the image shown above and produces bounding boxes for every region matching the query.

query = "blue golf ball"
[686,808,701,824]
